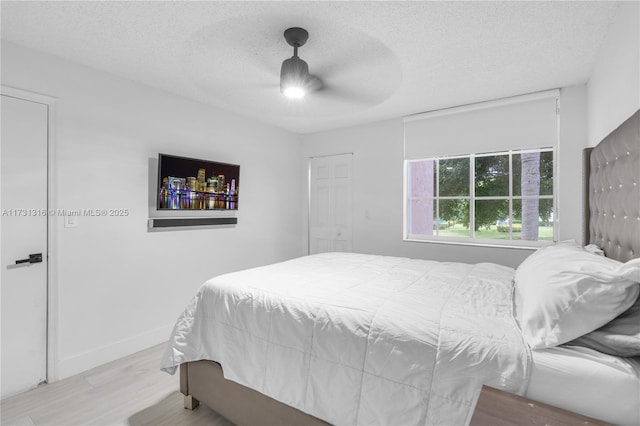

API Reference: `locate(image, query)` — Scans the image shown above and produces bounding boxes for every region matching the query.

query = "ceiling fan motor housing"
[284,27,309,48]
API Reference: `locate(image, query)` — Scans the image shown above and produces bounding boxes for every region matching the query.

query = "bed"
[161,110,640,425]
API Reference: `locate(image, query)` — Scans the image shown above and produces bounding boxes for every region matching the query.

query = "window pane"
[539,151,554,195]
[512,199,554,241]
[408,199,434,236]
[439,158,469,196]
[437,199,470,238]
[474,200,509,239]
[513,151,553,196]
[475,154,509,197]
[538,199,554,241]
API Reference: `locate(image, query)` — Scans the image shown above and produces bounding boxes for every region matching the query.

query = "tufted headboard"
[583,110,640,262]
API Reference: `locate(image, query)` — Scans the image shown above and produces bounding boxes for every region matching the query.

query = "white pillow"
[515,240,640,349]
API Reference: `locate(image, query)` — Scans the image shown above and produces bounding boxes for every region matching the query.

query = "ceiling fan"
[280,27,322,99]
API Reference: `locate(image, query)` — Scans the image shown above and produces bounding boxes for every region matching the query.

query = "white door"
[1,94,49,398]
[309,154,353,254]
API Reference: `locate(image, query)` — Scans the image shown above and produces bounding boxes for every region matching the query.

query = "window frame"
[403,147,557,249]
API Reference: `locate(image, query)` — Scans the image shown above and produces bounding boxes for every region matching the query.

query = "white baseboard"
[54,323,174,380]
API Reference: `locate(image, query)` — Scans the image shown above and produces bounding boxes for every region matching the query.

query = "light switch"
[64,215,78,228]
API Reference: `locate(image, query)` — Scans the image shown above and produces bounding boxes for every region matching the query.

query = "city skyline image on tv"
[157,154,240,210]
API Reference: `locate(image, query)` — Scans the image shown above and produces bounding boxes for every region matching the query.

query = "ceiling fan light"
[280,56,310,99]
[282,86,306,99]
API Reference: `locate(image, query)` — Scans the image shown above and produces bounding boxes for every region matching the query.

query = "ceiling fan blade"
[310,37,397,80]
[303,39,400,106]
[311,86,379,105]
[306,75,323,92]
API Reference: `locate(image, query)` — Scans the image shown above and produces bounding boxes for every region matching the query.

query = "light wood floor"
[1,344,234,426]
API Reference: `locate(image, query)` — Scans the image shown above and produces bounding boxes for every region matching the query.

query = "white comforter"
[161,253,530,425]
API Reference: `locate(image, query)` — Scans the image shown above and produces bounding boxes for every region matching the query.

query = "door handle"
[15,253,43,264]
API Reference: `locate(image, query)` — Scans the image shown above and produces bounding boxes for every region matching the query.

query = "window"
[403,90,559,247]
[405,148,554,246]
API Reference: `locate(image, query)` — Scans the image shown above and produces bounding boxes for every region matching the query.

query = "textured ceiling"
[0,1,620,134]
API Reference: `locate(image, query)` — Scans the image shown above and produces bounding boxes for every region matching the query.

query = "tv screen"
[157,154,240,210]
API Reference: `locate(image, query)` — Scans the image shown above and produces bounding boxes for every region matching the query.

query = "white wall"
[1,41,304,379]
[301,86,588,268]
[559,85,589,245]
[587,1,640,146]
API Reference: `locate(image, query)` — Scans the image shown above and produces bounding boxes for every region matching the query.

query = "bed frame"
[180,360,328,425]
[179,110,640,425]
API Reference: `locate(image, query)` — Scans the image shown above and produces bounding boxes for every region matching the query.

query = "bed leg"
[184,394,200,410]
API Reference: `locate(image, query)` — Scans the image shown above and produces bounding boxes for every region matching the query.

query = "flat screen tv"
[157,153,240,210]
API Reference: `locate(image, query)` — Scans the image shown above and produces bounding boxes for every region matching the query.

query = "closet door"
[308,154,353,254]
